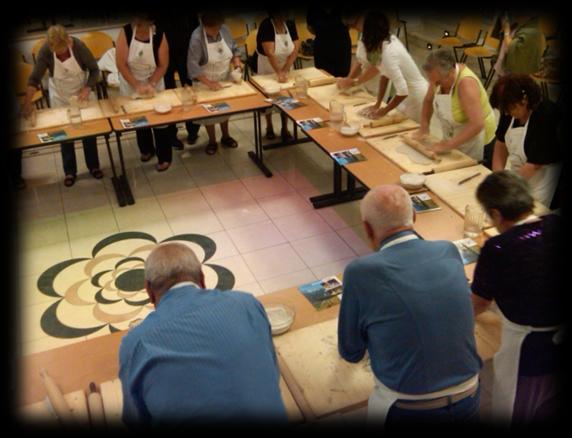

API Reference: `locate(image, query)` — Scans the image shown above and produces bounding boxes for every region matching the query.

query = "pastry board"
[186,81,259,103]
[307,83,377,109]
[250,67,335,94]
[347,105,419,138]
[99,89,182,116]
[19,390,90,424]
[274,318,374,418]
[18,100,106,132]
[99,378,123,425]
[367,135,477,174]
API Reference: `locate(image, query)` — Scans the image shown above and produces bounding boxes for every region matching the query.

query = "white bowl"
[340,125,359,136]
[153,103,172,114]
[265,85,281,96]
[400,173,426,190]
[264,304,295,336]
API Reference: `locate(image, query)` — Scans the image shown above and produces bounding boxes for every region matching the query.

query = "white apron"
[48,45,89,108]
[119,25,165,96]
[505,115,561,208]
[491,237,563,424]
[257,19,294,75]
[198,28,233,126]
[433,65,485,161]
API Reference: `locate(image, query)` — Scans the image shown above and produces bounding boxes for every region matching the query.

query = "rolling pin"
[432,156,478,173]
[87,382,106,427]
[308,77,336,87]
[365,112,408,128]
[39,369,77,425]
[400,133,441,162]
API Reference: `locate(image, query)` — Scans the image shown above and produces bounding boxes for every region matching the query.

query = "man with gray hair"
[338,184,482,427]
[119,243,287,426]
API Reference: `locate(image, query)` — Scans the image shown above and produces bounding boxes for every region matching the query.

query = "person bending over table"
[119,242,287,426]
[338,184,482,427]
[22,25,103,187]
[472,171,564,425]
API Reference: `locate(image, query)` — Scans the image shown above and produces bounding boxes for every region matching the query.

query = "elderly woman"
[256,8,300,141]
[22,25,103,187]
[351,10,428,123]
[472,171,563,425]
[416,49,496,161]
[116,13,172,171]
[187,10,243,155]
[489,74,562,208]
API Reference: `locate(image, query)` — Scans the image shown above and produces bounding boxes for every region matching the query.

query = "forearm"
[472,293,492,316]
[492,140,508,171]
[447,120,484,150]
[348,61,362,79]
[518,162,543,180]
[419,96,433,132]
[354,64,378,86]
[117,62,141,89]
[384,95,407,113]
[265,54,284,74]
[148,64,167,87]
[375,76,389,105]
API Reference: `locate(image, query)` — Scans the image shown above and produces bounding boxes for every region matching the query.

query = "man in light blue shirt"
[119,243,287,426]
[338,185,482,426]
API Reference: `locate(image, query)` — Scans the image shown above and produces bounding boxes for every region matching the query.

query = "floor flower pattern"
[36,232,235,339]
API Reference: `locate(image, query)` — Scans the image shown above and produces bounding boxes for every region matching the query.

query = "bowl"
[230,70,243,84]
[153,103,172,114]
[340,125,359,136]
[264,304,295,336]
[265,84,282,96]
[400,172,426,190]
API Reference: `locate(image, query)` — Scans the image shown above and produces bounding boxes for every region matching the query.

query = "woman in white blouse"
[347,10,428,123]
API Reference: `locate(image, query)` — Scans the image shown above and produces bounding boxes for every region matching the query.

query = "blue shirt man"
[338,184,482,425]
[119,243,287,426]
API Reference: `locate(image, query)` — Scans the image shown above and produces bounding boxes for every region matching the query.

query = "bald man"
[338,185,482,427]
[118,243,287,426]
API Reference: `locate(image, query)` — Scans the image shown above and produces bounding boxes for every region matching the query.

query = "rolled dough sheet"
[99,89,182,116]
[190,81,258,103]
[251,67,334,93]
[18,101,107,132]
[395,144,434,165]
[308,83,376,110]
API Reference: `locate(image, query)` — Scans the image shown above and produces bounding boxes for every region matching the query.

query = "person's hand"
[136,82,153,96]
[427,139,452,153]
[206,79,222,91]
[362,105,388,119]
[277,71,288,83]
[233,61,244,71]
[337,77,354,90]
[78,87,91,101]
[412,128,429,141]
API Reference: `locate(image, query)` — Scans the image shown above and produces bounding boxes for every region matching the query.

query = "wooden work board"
[99,89,182,117]
[18,100,107,133]
[186,81,259,104]
[19,390,90,425]
[250,67,335,94]
[366,135,477,175]
[307,83,376,109]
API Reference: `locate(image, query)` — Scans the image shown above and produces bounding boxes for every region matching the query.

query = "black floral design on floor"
[37,232,235,339]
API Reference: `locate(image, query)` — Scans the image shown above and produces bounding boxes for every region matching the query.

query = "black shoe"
[173,138,184,150]
[187,135,199,145]
[220,136,238,148]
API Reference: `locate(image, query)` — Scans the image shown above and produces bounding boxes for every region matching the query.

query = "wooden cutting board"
[251,67,335,93]
[367,135,477,174]
[274,318,374,418]
[307,83,376,110]
[19,390,90,425]
[18,101,107,132]
[100,378,124,425]
[99,89,182,116]
[188,81,259,103]
[345,105,419,138]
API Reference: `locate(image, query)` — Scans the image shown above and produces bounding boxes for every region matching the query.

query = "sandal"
[64,174,76,187]
[140,153,154,162]
[155,162,171,172]
[187,134,199,145]
[90,168,104,179]
[265,127,276,140]
[220,136,238,148]
[281,129,293,142]
[205,142,218,155]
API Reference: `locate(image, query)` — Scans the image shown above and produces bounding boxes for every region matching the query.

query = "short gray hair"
[145,243,202,288]
[360,185,413,235]
[476,170,535,220]
[423,49,456,75]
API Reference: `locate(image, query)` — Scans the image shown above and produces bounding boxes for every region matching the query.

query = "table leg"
[309,163,368,209]
[247,109,273,177]
[114,132,135,206]
[104,134,126,207]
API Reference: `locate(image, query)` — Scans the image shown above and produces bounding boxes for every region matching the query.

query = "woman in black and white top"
[256,9,300,141]
[116,13,172,172]
[490,74,562,208]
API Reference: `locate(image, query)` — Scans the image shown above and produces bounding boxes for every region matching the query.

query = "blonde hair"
[47,25,69,52]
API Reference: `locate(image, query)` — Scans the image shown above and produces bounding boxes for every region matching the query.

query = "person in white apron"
[417,50,496,162]
[490,74,562,208]
[188,13,243,155]
[116,17,172,171]
[22,25,103,187]
[256,13,300,140]
[472,171,564,425]
[339,185,482,427]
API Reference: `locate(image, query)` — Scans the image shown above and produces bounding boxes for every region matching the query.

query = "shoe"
[187,135,199,145]
[205,142,218,155]
[155,162,171,172]
[281,129,293,142]
[173,138,184,150]
[220,136,238,148]
[90,168,104,179]
[64,174,76,187]
[140,153,155,162]
[265,127,276,140]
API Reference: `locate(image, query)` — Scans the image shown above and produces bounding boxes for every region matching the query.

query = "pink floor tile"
[290,232,356,268]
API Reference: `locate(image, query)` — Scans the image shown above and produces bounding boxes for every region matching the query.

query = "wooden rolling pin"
[365,112,408,128]
[308,76,336,87]
[87,382,106,427]
[432,156,478,173]
[39,369,77,425]
[400,133,441,162]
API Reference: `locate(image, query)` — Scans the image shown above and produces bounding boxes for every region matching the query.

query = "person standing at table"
[256,8,300,141]
[306,6,351,78]
[22,25,103,187]
[472,171,564,425]
[358,10,428,123]
[116,13,172,171]
[416,49,496,162]
[157,11,202,149]
[489,74,562,208]
[187,10,243,156]
[338,184,482,427]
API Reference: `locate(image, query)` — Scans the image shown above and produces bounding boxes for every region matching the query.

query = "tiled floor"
[17,111,370,356]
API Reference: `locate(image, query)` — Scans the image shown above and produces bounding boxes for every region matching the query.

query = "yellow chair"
[227,18,248,47]
[461,34,500,88]
[16,61,44,108]
[435,16,484,61]
[31,38,46,63]
[79,31,114,60]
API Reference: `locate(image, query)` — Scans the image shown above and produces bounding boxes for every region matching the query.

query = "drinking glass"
[463,204,485,238]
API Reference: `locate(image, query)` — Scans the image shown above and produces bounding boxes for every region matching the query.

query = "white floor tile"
[242,243,307,282]
[290,232,356,268]
[273,211,332,242]
[226,220,287,253]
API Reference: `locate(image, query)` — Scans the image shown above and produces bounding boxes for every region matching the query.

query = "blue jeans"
[385,385,481,427]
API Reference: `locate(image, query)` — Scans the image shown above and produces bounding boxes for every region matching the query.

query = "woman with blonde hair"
[22,25,103,187]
